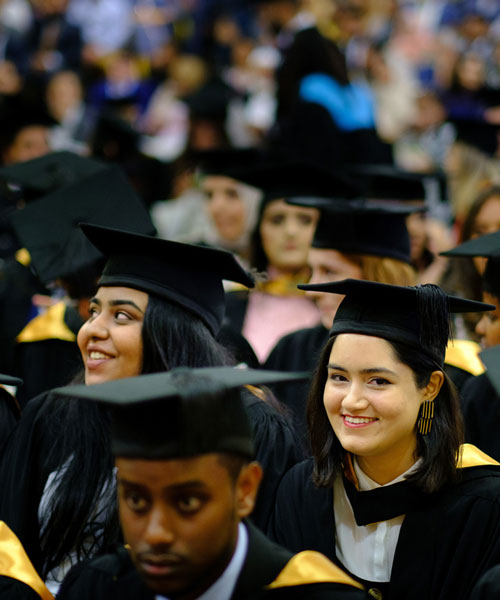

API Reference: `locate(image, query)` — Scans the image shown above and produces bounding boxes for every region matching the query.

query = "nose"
[475,315,487,337]
[341,380,369,413]
[85,313,109,340]
[143,506,175,547]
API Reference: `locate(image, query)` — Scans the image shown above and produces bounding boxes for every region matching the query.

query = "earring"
[417,400,434,436]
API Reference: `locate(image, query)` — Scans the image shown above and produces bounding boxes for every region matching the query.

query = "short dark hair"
[307,335,464,493]
[217,453,251,483]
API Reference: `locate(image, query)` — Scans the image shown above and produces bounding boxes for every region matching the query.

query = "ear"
[235,462,263,519]
[423,370,444,403]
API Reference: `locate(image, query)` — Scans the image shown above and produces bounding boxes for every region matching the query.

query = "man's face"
[116,454,260,600]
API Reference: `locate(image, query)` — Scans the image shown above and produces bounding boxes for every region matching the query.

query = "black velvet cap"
[344,164,427,203]
[0,374,22,387]
[81,224,255,335]
[0,151,106,194]
[53,367,308,459]
[10,166,155,285]
[227,159,362,205]
[192,147,262,177]
[288,197,414,262]
[299,278,495,364]
[441,230,500,258]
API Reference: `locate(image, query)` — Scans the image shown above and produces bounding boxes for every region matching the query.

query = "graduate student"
[55,367,367,599]
[0,225,301,593]
[442,229,500,460]
[270,278,500,600]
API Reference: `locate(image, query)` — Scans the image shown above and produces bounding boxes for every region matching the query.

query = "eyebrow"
[117,478,207,492]
[327,364,397,376]
[89,298,145,313]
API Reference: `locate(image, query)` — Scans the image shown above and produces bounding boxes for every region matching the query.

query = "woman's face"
[471,195,500,274]
[203,176,246,242]
[305,248,363,329]
[323,334,436,483]
[259,199,319,272]
[77,286,148,385]
[475,291,500,348]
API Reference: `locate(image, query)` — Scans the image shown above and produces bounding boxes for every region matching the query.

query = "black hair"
[217,453,251,484]
[38,293,235,578]
[307,335,463,494]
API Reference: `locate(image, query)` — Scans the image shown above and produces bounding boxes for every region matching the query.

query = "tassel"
[415,284,452,365]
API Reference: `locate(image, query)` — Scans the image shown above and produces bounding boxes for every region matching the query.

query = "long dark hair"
[39,293,235,578]
[307,335,464,494]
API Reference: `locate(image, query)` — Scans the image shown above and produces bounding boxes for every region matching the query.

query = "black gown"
[270,445,500,600]
[57,520,368,599]
[0,387,302,580]
[461,372,500,461]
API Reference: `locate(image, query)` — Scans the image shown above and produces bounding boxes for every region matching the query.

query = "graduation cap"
[0,374,22,387]
[227,159,362,206]
[10,166,155,285]
[0,151,107,196]
[480,347,500,397]
[287,198,415,263]
[53,366,308,459]
[343,164,427,204]
[191,147,263,177]
[184,77,238,121]
[81,223,255,335]
[441,230,500,258]
[452,120,500,158]
[299,278,495,365]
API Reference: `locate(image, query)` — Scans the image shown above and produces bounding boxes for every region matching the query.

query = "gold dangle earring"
[417,400,434,436]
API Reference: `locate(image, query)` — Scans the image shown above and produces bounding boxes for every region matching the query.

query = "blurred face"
[471,195,500,274]
[475,291,500,348]
[306,248,363,329]
[457,54,485,90]
[3,125,50,164]
[46,71,82,121]
[324,334,442,483]
[203,176,246,242]
[77,286,148,385]
[117,454,261,599]
[259,199,319,272]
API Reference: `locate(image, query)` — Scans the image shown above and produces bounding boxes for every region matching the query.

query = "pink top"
[242,292,320,363]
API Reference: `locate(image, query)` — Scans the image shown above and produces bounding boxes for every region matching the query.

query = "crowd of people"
[3,0,500,598]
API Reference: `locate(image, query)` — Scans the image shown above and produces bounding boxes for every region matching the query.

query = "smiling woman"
[270,279,500,600]
[0,226,303,595]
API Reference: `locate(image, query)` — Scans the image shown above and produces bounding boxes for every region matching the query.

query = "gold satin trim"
[244,384,266,401]
[445,340,484,376]
[0,522,53,599]
[17,301,76,343]
[457,443,500,468]
[266,550,364,590]
[15,248,31,267]
[257,270,311,297]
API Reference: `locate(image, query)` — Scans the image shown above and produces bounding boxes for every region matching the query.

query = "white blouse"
[334,458,422,582]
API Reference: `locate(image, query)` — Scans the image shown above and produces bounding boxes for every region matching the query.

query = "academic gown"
[461,372,500,461]
[269,445,500,600]
[0,387,302,579]
[56,520,367,599]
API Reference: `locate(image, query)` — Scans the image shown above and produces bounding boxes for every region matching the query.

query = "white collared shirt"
[156,522,248,600]
[334,458,421,582]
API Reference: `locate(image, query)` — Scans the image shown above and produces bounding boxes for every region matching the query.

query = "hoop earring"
[418,400,434,436]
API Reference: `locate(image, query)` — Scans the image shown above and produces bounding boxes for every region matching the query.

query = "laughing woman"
[0,226,302,595]
[271,278,500,600]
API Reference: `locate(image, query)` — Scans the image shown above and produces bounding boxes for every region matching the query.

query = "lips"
[342,415,378,428]
[139,554,184,578]
[85,347,113,369]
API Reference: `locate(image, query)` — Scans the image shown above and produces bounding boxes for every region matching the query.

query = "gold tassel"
[418,400,434,435]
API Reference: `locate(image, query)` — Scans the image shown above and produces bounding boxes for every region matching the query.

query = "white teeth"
[344,416,375,424]
[89,351,109,360]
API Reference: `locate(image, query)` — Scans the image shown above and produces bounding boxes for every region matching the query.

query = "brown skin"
[117,454,262,599]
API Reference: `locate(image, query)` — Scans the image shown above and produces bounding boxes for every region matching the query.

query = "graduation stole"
[342,444,500,526]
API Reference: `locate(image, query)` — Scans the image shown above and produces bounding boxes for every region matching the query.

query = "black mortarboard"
[343,164,427,203]
[480,347,500,397]
[53,367,308,459]
[441,230,500,258]
[227,159,362,206]
[0,374,22,387]
[287,198,414,263]
[299,278,494,365]
[184,77,237,121]
[81,224,255,335]
[483,257,500,300]
[191,147,262,177]
[453,120,500,157]
[0,151,106,195]
[10,166,155,284]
